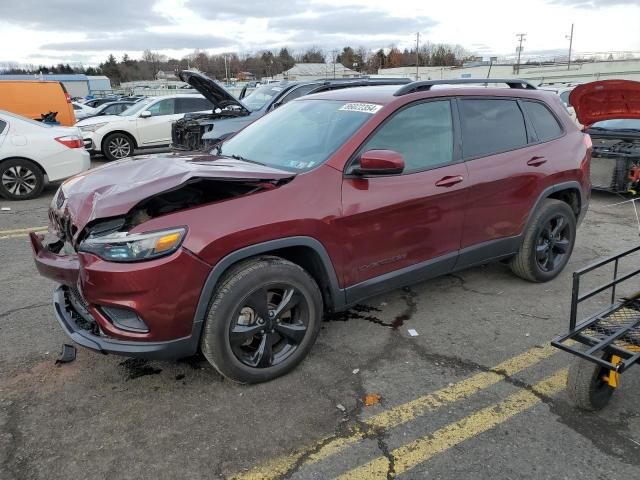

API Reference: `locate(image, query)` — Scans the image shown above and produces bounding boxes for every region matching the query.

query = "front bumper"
[30,232,211,359]
[53,286,198,359]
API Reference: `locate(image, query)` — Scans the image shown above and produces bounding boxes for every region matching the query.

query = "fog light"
[101,306,149,333]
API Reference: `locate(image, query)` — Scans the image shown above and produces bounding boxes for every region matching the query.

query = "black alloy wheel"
[230,285,309,368]
[535,214,572,273]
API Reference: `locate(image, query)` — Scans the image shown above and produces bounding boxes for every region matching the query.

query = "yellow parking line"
[336,369,567,480]
[0,227,47,240]
[231,344,557,480]
[0,226,48,235]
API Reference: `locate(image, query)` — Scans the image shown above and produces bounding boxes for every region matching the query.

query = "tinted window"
[280,84,318,105]
[176,97,213,114]
[147,98,176,116]
[460,99,527,158]
[0,120,6,134]
[360,100,454,172]
[559,91,571,106]
[522,101,563,142]
[102,104,120,114]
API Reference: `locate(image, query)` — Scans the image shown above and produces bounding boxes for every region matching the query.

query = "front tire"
[201,256,323,384]
[102,132,134,161]
[510,199,576,282]
[0,158,44,200]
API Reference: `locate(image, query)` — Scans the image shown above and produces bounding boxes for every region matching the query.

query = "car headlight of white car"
[79,122,108,133]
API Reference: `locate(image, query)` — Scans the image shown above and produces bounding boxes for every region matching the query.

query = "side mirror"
[140,110,152,118]
[355,149,404,175]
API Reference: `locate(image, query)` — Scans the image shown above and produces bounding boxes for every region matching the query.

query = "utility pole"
[332,49,338,79]
[566,23,574,71]
[515,33,526,74]
[415,32,420,80]
[223,55,228,83]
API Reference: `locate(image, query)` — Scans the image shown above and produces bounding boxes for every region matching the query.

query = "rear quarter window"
[0,120,6,134]
[522,101,563,142]
[459,99,528,158]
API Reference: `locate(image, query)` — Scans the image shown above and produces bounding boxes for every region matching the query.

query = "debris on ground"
[55,344,76,365]
[408,328,419,337]
[1,207,10,211]
[363,393,382,406]
[336,403,346,412]
[352,368,360,374]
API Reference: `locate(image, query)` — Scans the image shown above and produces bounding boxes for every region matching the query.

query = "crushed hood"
[569,80,640,127]
[178,70,250,114]
[54,152,295,238]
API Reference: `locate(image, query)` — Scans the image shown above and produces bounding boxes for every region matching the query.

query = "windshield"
[590,119,640,131]
[119,98,154,116]
[240,85,286,111]
[218,100,376,172]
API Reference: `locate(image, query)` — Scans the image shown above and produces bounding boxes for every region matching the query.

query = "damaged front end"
[172,109,247,151]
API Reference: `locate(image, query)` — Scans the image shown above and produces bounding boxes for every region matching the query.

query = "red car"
[32,79,591,383]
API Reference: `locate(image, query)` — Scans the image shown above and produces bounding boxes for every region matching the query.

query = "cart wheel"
[567,356,616,411]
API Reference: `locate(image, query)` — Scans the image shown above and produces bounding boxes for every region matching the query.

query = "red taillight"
[55,135,83,149]
[584,133,592,149]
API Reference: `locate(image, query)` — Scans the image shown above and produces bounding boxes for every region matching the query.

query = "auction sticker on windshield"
[339,103,383,114]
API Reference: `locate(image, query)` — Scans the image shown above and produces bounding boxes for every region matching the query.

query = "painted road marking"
[0,226,47,240]
[231,344,558,480]
[336,369,567,480]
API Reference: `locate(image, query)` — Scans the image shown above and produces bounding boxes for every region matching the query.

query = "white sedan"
[72,101,97,121]
[76,94,213,161]
[0,110,90,200]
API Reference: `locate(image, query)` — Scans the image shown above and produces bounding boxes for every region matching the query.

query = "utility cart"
[552,245,640,410]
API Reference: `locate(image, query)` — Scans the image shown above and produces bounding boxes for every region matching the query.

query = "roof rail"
[394,78,537,96]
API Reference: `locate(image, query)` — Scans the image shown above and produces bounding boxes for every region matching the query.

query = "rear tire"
[0,158,44,200]
[102,132,134,161]
[510,199,576,282]
[567,355,616,411]
[201,256,323,384]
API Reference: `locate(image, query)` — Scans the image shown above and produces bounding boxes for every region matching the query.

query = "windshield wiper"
[226,154,266,166]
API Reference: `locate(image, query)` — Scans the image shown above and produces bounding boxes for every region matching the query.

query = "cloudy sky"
[0,0,638,66]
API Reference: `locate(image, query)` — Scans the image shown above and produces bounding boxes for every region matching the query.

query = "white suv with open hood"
[76,94,213,161]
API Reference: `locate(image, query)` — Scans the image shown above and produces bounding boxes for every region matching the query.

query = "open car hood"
[178,70,250,114]
[54,152,294,239]
[569,80,640,127]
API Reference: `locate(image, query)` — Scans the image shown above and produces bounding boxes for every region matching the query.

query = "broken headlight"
[79,227,187,262]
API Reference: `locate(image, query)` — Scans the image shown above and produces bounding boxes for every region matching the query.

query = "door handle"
[435,175,464,187]
[527,156,547,167]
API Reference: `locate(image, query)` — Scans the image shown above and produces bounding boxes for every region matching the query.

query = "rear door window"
[0,120,6,134]
[459,99,528,158]
[280,85,319,105]
[522,101,563,142]
[176,97,214,114]
[359,100,454,173]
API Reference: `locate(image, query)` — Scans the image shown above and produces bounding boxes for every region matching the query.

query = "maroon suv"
[31,79,592,383]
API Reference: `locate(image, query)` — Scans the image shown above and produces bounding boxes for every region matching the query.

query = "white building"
[378,58,640,84]
[278,63,360,81]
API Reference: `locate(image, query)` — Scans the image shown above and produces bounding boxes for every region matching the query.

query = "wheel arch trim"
[524,181,586,233]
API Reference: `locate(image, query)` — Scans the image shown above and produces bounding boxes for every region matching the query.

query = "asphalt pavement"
[1,161,640,479]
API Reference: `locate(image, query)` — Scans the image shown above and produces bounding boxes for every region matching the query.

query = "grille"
[585,301,640,353]
[65,286,98,333]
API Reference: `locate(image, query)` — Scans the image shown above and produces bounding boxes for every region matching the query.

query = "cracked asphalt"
[1,161,640,479]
